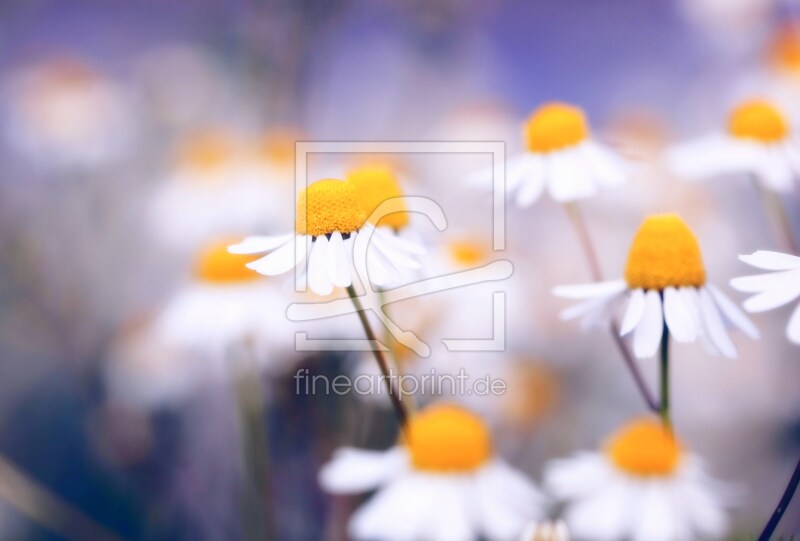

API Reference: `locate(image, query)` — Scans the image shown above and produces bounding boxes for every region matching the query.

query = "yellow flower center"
[178,132,235,174]
[195,238,261,283]
[346,165,409,230]
[295,178,367,237]
[448,240,488,267]
[405,404,492,472]
[524,102,589,153]
[770,25,800,74]
[256,128,300,167]
[728,100,789,143]
[605,418,683,477]
[624,214,706,290]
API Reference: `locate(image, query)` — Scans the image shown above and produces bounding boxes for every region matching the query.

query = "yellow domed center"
[624,214,706,290]
[524,102,589,153]
[405,404,492,472]
[195,238,261,283]
[728,100,789,143]
[605,418,683,476]
[448,240,488,267]
[295,178,367,238]
[770,26,800,74]
[347,165,409,230]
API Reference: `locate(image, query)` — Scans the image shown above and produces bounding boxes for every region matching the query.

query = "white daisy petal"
[428,480,473,541]
[326,231,351,288]
[371,230,422,270]
[707,284,759,339]
[698,287,737,358]
[631,482,679,541]
[545,453,613,500]
[564,477,633,541]
[507,154,543,195]
[679,287,702,328]
[228,233,295,254]
[730,270,799,294]
[620,288,646,336]
[787,303,800,344]
[319,447,408,493]
[739,250,800,271]
[581,142,627,187]
[547,150,597,202]
[307,236,334,296]
[560,294,615,321]
[553,280,627,300]
[349,475,438,541]
[246,235,306,276]
[663,286,697,343]
[742,276,800,312]
[633,290,664,358]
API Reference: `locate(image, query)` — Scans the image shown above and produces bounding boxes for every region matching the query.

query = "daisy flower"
[545,418,734,541]
[154,238,298,364]
[228,178,424,296]
[519,521,570,541]
[476,102,627,207]
[666,99,800,192]
[730,250,800,344]
[554,214,758,358]
[319,403,547,541]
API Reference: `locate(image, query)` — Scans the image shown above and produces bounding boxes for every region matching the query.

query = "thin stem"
[232,346,272,541]
[564,202,659,413]
[659,321,671,430]
[754,177,799,254]
[0,455,123,541]
[378,288,417,413]
[346,285,409,431]
[758,455,800,541]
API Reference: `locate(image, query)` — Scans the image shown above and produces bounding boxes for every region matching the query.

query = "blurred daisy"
[229,178,424,295]
[148,129,296,252]
[320,403,547,541]
[3,58,135,167]
[155,238,296,363]
[554,214,758,358]
[730,250,800,344]
[545,418,734,541]
[474,102,626,206]
[519,521,570,541]
[347,163,425,283]
[666,99,800,192]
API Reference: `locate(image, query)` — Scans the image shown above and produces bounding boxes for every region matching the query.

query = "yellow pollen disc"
[346,165,409,230]
[195,238,261,283]
[448,240,488,267]
[256,128,300,167]
[178,132,235,173]
[728,100,789,143]
[604,418,683,477]
[624,214,706,290]
[295,178,367,237]
[770,26,800,74]
[524,102,590,153]
[404,404,492,472]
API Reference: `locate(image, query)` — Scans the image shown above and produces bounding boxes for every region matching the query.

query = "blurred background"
[1,0,800,539]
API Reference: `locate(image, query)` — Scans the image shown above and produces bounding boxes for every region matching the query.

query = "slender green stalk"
[346,285,409,431]
[233,348,272,541]
[659,321,671,430]
[377,287,417,413]
[758,455,800,541]
[0,455,123,541]
[564,201,659,413]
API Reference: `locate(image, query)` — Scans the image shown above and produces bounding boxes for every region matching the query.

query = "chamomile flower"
[545,418,734,541]
[519,521,570,541]
[666,99,800,192]
[475,102,627,206]
[155,238,296,363]
[320,404,547,541]
[554,214,758,358]
[730,250,800,344]
[228,178,424,296]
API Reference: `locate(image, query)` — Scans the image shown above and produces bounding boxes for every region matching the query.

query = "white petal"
[742,275,800,312]
[698,287,737,358]
[663,286,697,343]
[228,233,295,254]
[707,284,759,339]
[666,134,753,180]
[544,453,613,500]
[756,146,794,192]
[307,237,334,296]
[730,270,799,294]
[546,150,597,202]
[371,229,422,270]
[319,447,407,493]
[581,142,627,187]
[631,483,680,541]
[427,480,474,541]
[620,289,646,336]
[787,303,800,344]
[739,250,800,271]
[246,236,306,275]
[516,175,547,207]
[633,290,664,358]
[508,154,545,197]
[564,476,634,541]
[553,280,627,300]
[326,231,352,288]
[675,472,730,539]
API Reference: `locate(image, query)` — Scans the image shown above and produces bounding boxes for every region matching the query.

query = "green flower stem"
[659,320,671,430]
